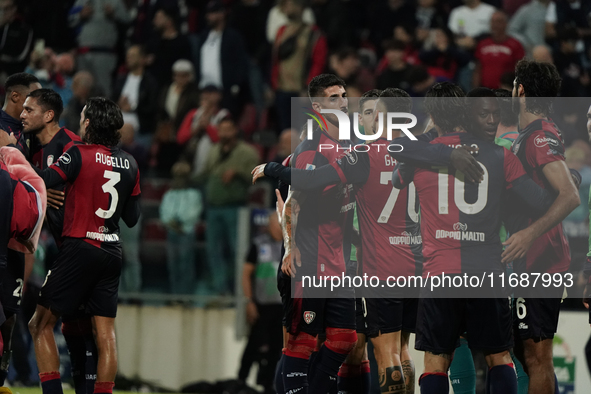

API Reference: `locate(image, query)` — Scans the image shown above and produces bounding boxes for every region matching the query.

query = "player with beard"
[0,72,41,389]
[391,82,574,394]
[28,97,140,394]
[18,89,98,394]
[254,88,420,394]
[276,74,358,394]
[507,59,580,394]
[257,89,381,394]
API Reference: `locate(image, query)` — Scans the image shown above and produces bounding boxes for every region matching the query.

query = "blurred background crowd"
[2,0,591,302]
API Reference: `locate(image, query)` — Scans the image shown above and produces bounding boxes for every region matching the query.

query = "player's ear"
[10,91,19,104]
[311,101,321,113]
[44,110,55,124]
[517,84,525,97]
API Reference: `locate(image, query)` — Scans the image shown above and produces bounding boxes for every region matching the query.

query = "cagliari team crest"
[303,311,316,324]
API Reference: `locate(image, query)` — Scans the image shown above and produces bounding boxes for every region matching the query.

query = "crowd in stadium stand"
[2,0,591,298]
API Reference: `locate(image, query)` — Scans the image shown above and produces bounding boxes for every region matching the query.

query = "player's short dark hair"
[424,82,465,133]
[466,87,496,98]
[359,89,381,111]
[514,59,561,115]
[83,97,123,147]
[27,89,63,123]
[495,89,518,127]
[378,88,413,113]
[5,72,39,93]
[308,74,346,100]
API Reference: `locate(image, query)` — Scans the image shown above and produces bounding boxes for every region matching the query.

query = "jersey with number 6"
[41,144,141,256]
[396,132,528,276]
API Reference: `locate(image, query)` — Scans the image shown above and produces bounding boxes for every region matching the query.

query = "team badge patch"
[303,311,316,324]
[59,153,71,164]
[47,155,54,167]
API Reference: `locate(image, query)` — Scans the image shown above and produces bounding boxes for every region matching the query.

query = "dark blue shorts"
[513,290,563,341]
[416,291,513,354]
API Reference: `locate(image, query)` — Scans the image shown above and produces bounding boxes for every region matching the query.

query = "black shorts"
[285,288,356,335]
[278,268,291,327]
[39,238,121,318]
[1,249,25,315]
[513,291,563,341]
[415,294,513,354]
[364,297,418,338]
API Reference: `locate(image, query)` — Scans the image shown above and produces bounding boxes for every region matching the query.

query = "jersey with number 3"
[42,144,141,256]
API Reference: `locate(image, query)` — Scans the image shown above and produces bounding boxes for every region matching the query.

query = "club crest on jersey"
[47,155,54,167]
[59,153,71,165]
[534,136,558,148]
[453,222,468,231]
[303,311,316,324]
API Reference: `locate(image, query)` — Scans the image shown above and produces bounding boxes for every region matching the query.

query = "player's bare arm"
[46,188,64,209]
[281,188,301,278]
[502,160,580,263]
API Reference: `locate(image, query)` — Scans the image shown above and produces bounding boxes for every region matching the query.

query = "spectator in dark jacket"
[192,0,249,118]
[271,0,327,131]
[0,0,34,77]
[146,5,192,90]
[113,45,159,147]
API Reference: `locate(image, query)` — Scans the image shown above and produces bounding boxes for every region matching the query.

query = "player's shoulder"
[60,127,82,143]
[523,119,563,148]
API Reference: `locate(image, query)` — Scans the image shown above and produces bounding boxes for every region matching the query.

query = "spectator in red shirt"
[473,11,525,89]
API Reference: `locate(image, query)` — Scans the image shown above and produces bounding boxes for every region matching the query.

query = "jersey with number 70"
[40,144,141,257]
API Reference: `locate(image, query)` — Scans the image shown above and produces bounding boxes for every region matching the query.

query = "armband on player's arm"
[389,130,454,168]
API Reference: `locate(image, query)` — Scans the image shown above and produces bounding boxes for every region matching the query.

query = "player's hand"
[246,300,258,325]
[16,238,35,253]
[275,189,284,222]
[501,228,535,264]
[0,131,16,147]
[583,284,590,310]
[251,164,267,184]
[47,189,65,209]
[450,146,483,183]
[222,169,235,184]
[282,246,301,278]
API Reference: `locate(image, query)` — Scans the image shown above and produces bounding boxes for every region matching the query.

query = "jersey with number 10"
[43,144,141,255]
[399,132,528,276]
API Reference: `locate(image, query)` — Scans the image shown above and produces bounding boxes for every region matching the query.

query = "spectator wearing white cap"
[160,59,200,131]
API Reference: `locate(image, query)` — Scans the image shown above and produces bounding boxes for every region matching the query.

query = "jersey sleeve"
[504,149,556,215]
[265,151,370,190]
[43,145,83,189]
[10,179,43,241]
[389,130,454,168]
[132,168,141,196]
[392,162,415,189]
[524,130,565,169]
[503,149,527,188]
